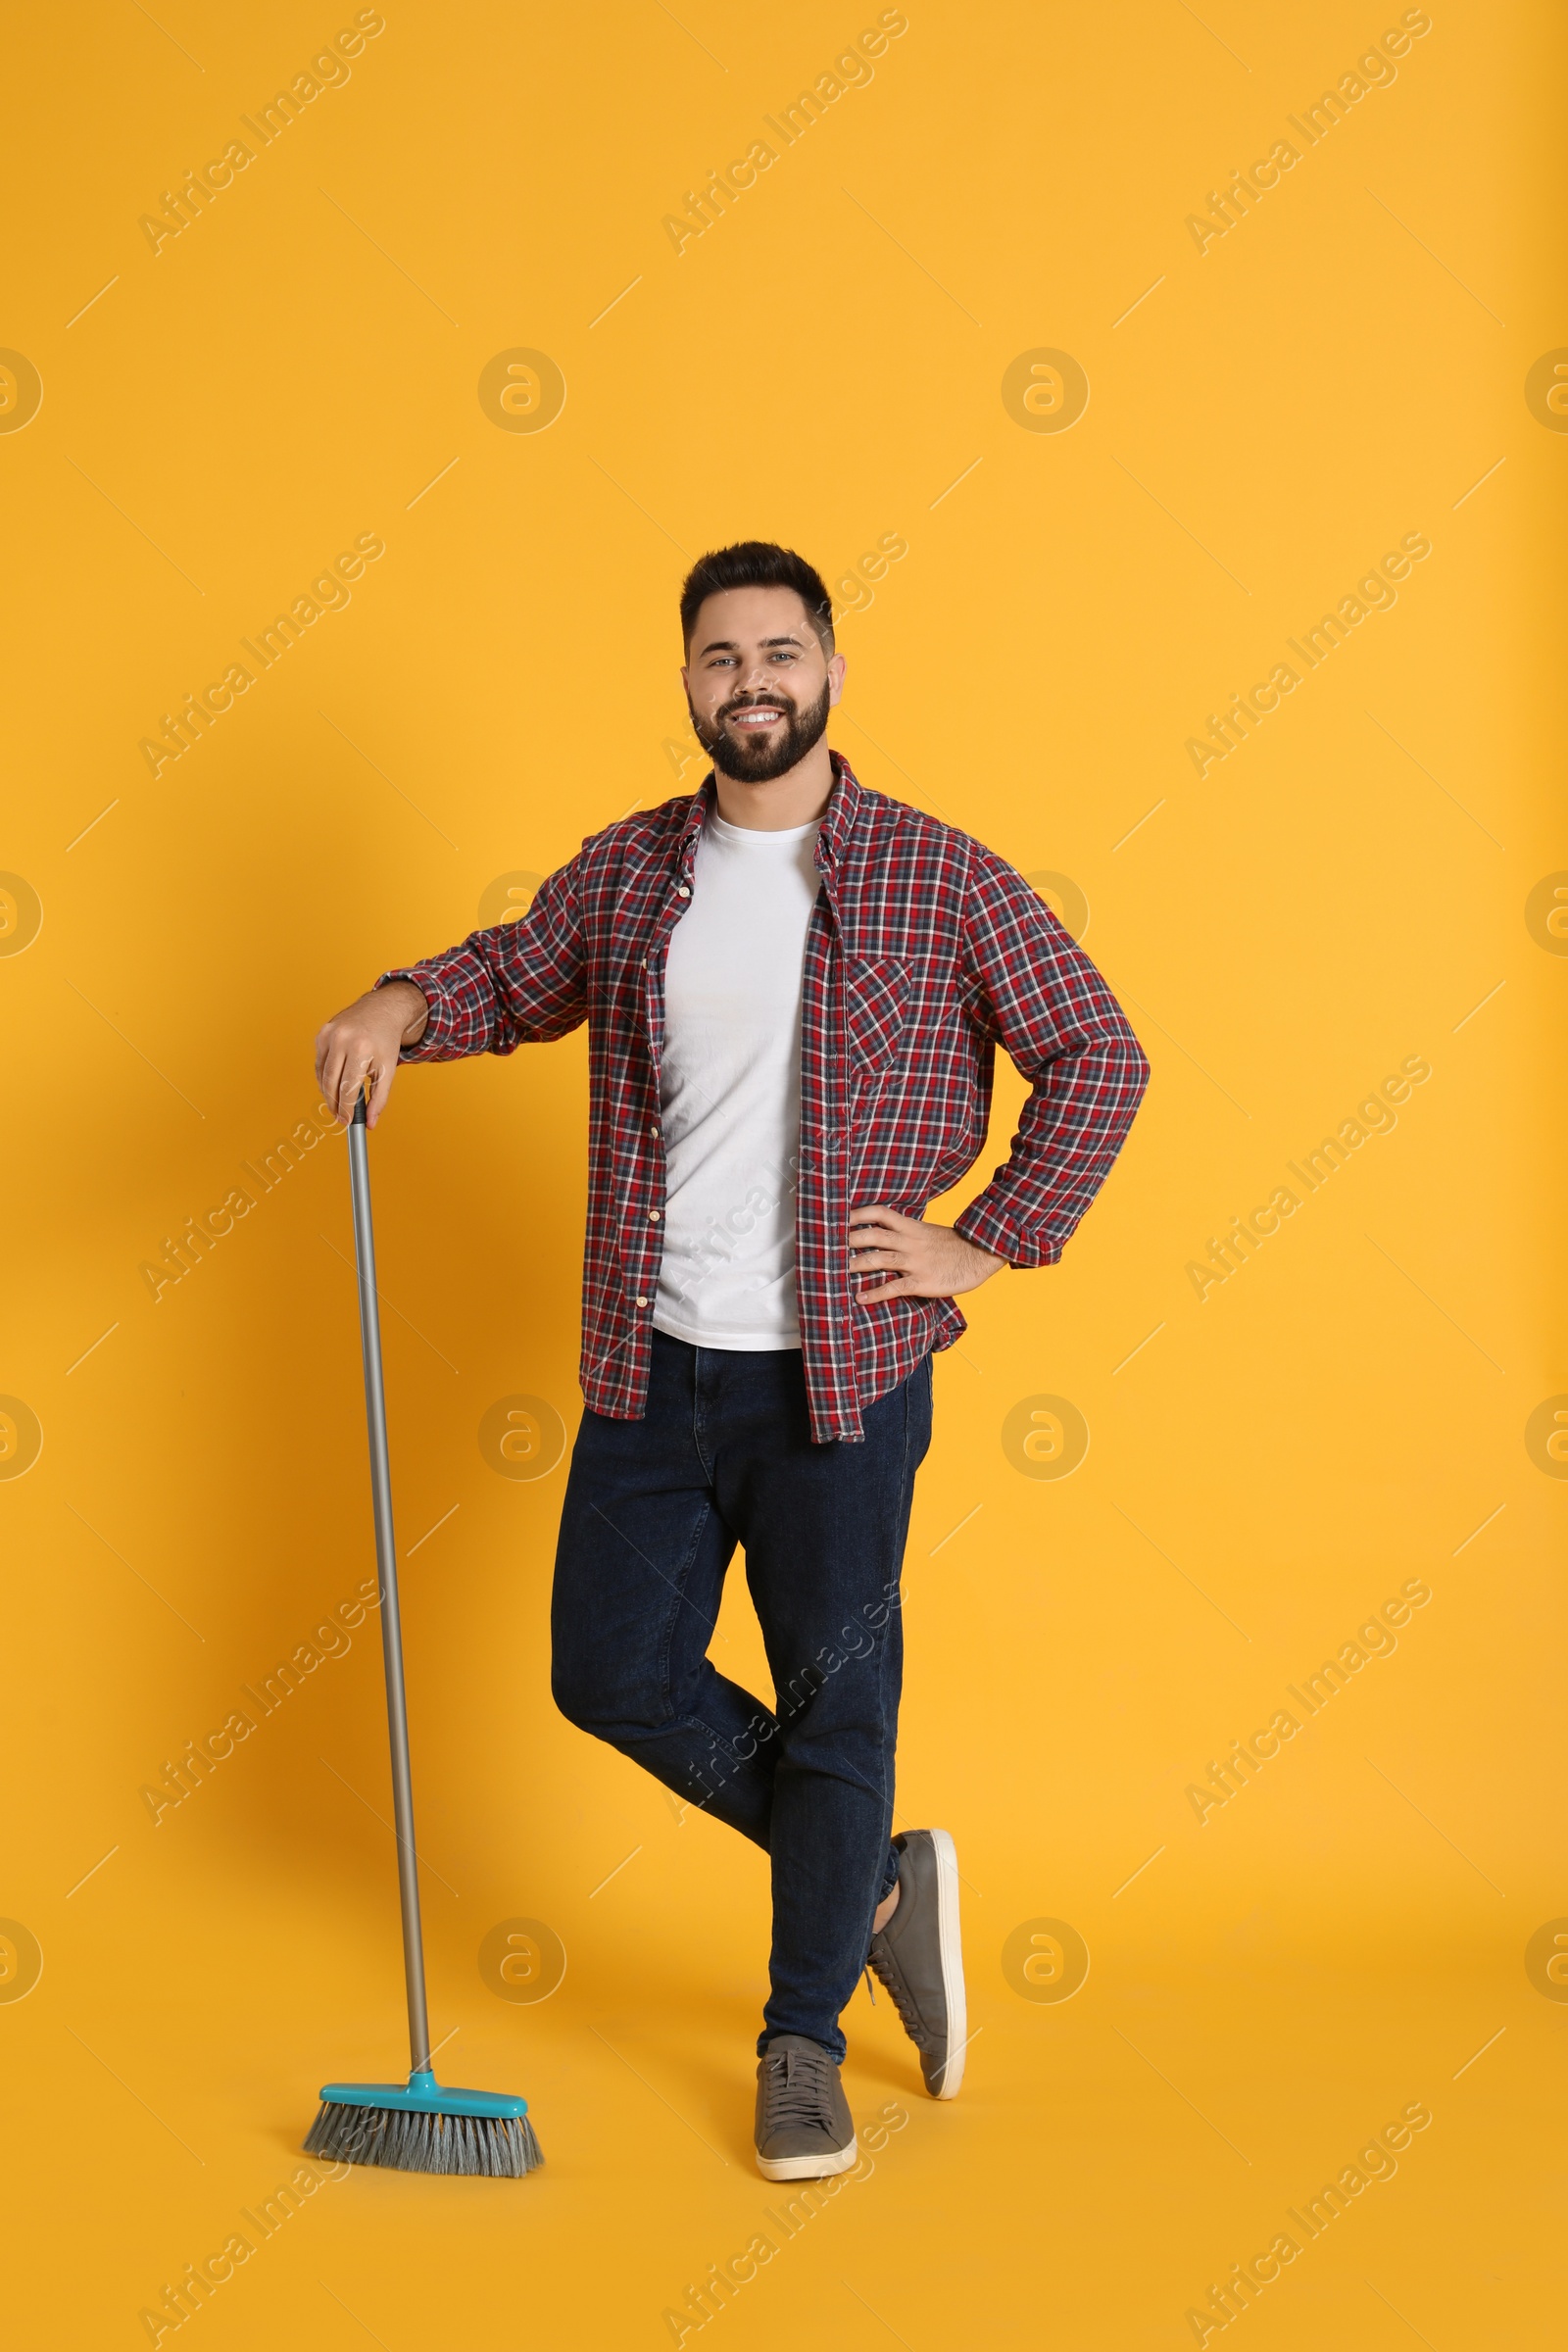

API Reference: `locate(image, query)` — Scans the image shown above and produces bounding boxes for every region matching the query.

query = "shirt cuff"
[374,963,457,1062]
[953,1196,1060,1270]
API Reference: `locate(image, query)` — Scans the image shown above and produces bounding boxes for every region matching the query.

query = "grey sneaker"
[867,1828,967,2098]
[754,2035,858,2180]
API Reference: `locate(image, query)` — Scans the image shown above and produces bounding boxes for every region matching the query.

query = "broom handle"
[347,1094,432,2076]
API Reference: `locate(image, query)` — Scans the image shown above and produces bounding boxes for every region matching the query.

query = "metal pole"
[347,1096,432,2076]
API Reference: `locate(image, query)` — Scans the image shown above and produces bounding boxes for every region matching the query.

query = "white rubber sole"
[926,1826,967,2098]
[756,2132,858,2181]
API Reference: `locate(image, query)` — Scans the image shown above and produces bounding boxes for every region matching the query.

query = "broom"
[304,1092,543,2178]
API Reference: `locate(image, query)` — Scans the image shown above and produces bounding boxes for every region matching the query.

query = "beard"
[688,677,832,784]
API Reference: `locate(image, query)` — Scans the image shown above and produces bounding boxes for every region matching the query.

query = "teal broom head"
[304,2070,544,2178]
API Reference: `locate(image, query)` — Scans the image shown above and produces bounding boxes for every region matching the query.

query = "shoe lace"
[761,2044,836,2132]
[866,1933,931,2048]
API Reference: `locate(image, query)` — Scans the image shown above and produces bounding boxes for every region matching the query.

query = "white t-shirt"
[653,810,822,1349]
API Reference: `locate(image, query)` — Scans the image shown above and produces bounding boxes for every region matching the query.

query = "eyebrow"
[696,632,808,657]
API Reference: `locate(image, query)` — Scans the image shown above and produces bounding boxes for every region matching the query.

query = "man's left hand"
[849,1203,1006,1302]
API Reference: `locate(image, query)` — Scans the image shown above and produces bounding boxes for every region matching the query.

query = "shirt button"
[649,1209,661,1221]
[636,1296,648,1306]
[650,1123,660,1136]
[677,886,690,898]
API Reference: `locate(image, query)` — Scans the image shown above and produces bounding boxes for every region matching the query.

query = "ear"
[828,650,847,705]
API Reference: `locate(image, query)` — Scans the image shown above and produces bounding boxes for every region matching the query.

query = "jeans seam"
[859,1359,917,1968]
[691,1346,714,1482]
[675,1708,774,1825]
[654,1496,717,1726]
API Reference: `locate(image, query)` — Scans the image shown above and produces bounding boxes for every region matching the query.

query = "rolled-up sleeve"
[951,849,1150,1267]
[376,858,588,1061]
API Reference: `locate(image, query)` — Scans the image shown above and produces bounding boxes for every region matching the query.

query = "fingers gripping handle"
[347,1100,432,2076]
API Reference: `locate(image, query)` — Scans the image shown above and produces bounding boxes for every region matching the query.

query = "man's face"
[682,585,846,784]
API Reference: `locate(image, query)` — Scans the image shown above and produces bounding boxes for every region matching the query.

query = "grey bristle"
[304,2099,543,2178]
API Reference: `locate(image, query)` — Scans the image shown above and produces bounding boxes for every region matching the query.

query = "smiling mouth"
[726,705,788,729]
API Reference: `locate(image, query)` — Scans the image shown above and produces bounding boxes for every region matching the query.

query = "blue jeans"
[551,1329,934,2061]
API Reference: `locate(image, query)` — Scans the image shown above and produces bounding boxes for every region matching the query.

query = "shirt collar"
[816,751,862,868]
[674,750,862,875]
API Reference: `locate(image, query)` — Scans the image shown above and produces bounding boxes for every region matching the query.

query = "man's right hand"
[315,981,429,1128]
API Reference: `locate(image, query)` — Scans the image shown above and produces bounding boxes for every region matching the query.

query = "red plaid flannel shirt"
[379,753,1150,1443]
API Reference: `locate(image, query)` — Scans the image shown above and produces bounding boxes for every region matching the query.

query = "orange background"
[2,1,1563,2343]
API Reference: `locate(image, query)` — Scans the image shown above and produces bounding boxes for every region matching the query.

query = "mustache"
[690,672,830,781]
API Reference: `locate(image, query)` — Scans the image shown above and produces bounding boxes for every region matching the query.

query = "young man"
[315,541,1149,2180]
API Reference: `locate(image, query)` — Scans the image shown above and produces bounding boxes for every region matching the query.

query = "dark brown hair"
[679,540,835,653]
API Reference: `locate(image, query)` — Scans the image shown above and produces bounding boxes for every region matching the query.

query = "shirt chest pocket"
[842,956,908,1074]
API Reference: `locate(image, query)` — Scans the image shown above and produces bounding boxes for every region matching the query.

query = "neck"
[711,739,835,830]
